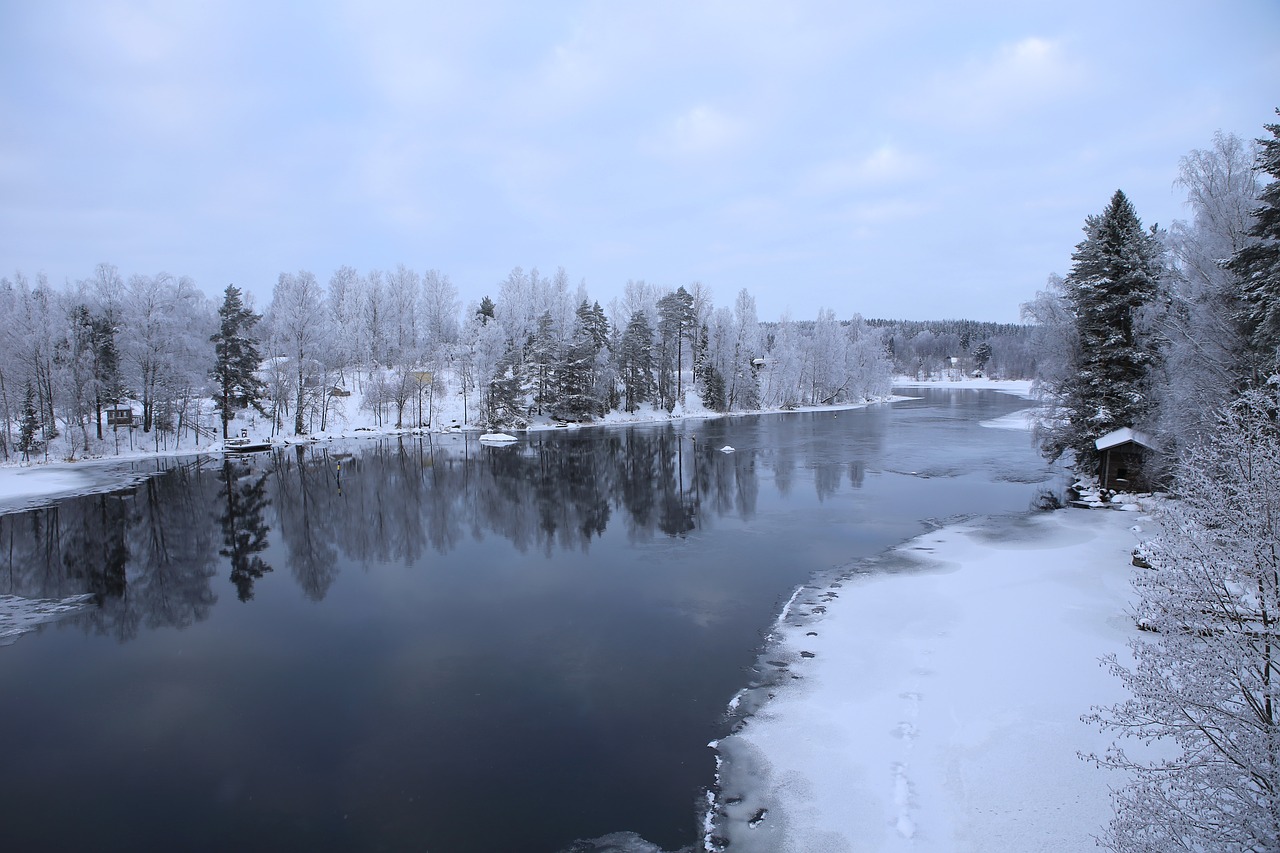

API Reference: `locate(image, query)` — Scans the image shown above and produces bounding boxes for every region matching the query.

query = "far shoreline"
[0,378,1034,515]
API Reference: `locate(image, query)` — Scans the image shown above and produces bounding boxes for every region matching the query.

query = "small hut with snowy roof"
[1094,427,1156,492]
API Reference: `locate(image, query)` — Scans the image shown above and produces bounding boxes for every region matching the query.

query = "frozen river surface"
[0,389,1053,853]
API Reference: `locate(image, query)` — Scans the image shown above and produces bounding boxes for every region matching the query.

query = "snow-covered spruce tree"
[617,310,654,413]
[1038,190,1165,466]
[210,284,267,439]
[18,380,40,461]
[1086,385,1280,852]
[1228,110,1280,375]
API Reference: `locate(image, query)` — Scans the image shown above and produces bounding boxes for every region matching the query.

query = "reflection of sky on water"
[0,389,1050,853]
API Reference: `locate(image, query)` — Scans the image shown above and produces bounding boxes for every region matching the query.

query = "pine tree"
[528,310,559,415]
[210,285,267,439]
[18,381,39,461]
[1039,190,1164,465]
[617,311,654,413]
[551,301,609,421]
[91,313,125,440]
[657,286,696,410]
[1227,110,1280,373]
[485,342,526,428]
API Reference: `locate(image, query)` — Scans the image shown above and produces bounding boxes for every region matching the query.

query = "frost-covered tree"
[759,314,805,408]
[267,270,328,435]
[1228,111,1280,372]
[420,269,460,351]
[1036,190,1165,466]
[363,269,390,367]
[386,264,421,364]
[806,308,847,403]
[1087,385,1280,852]
[210,285,266,439]
[326,265,363,383]
[844,315,892,400]
[1154,131,1262,458]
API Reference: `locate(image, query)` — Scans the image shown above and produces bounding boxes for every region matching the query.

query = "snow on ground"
[710,506,1147,853]
[0,593,96,646]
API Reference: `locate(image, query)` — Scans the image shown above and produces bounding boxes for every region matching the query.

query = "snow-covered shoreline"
[707,506,1145,852]
[0,379,1035,516]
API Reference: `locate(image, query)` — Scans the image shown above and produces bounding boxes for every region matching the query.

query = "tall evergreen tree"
[485,342,526,428]
[551,301,609,421]
[210,285,267,439]
[656,286,696,410]
[18,381,40,461]
[91,313,125,440]
[1039,190,1164,465]
[617,311,654,413]
[1227,110,1280,373]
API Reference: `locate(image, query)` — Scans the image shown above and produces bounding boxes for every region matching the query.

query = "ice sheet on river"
[706,508,1146,852]
[0,593,95,646]
[0,460,176,515]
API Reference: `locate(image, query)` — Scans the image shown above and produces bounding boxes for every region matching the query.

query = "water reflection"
[0,415,891,637]
[0,391,1050,853]
[219,461,272,602]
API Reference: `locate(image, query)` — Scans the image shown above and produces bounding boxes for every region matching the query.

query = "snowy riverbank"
[708,506,1145,852]
[1,378,1038,514]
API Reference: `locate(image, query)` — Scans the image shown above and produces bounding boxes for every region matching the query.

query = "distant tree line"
[0,263,906,459]
[863,318,1036,380]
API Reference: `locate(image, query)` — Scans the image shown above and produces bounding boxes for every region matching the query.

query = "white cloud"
[929,35,1088,124]
[803,145,927,195]
[648,105,745,159]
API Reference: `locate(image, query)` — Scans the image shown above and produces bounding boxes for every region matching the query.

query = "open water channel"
[0,388,1054,852]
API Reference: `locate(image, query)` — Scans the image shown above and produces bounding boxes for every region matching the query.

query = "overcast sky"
[2,1,1276,323]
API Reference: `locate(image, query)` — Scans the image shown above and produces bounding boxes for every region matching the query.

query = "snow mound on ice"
[719,445,735,453]
[478,433,518,443]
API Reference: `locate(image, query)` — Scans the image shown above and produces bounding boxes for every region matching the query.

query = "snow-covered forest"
[1027,113,1280,852]
[1,263,932,459]
[0,244,1050,462]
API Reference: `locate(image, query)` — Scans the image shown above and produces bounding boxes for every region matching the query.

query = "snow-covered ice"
[719,445,735,453]
[709,507,1146,852]
[0,593,95,646]
[979,408,1038,431]
[478,432,519,443]
[895,377,1035,400]
[0,459,179,516]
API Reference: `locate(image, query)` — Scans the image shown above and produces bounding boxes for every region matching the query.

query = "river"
[0,388,1052,853]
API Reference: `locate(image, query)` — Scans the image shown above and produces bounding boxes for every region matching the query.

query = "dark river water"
[0,389,1052,853]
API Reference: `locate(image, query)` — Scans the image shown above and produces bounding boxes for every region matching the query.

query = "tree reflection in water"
[0,417,881,641]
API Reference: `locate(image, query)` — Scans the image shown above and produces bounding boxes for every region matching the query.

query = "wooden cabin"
[1094,427,1156,492]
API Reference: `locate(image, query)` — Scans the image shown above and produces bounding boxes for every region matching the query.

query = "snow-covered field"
[709,507,1145,852]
